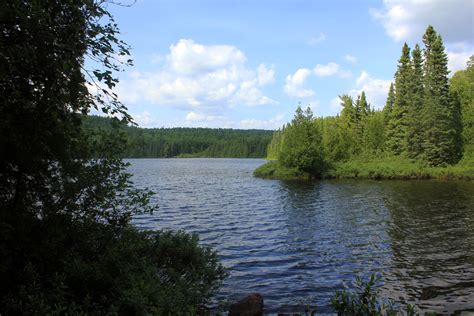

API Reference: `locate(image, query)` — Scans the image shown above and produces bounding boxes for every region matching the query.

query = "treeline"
[83,115,274,158]
[264,26,473,178]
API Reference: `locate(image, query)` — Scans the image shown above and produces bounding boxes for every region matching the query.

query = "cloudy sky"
[106,0,473,129]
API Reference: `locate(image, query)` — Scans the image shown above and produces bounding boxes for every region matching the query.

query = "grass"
[254,146,474,181]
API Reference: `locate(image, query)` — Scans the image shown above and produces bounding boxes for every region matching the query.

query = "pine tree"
[360,91,371,116]
[422,27,463,166]
[386,43,412,155]
[406,44,424,158]
[383,83,395,124]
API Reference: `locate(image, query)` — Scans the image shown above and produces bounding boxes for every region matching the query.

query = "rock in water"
[228,293,263,316]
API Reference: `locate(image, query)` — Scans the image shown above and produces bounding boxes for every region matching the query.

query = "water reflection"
[381,181,474,313]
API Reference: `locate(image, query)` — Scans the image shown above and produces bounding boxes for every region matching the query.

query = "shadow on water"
[380,181,474,313]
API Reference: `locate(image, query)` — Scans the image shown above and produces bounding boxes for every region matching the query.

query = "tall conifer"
[422,27,463,165]
[383,83,395,125]
[406,44,424,158]
[386,43,412,155]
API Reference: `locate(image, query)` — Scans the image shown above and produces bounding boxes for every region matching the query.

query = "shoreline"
[254,160,474,181]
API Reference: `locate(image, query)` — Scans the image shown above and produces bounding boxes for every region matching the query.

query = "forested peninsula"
[83,116,273,158]
[255,26,474,180]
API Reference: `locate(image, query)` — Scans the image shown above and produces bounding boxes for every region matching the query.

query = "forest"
[257,26,474,180]
[83,115,273,158]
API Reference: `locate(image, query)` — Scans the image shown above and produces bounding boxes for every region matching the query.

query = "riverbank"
[254,152,474,180]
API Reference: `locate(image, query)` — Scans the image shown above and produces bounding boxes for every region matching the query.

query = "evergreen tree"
[406,44,425,158]
[340,94,356,126]
[338,94,359,156]
[383,83,395,125]
[279,106,326,177]
[386,43,412,155]
[422,27,463,165]
[360,91,371,116]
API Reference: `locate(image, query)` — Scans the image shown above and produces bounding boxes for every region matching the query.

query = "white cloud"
[345,54,357,63]
[257,63,275,85]
[313,62,351,78]
[306,100,320,111]
[370,0,473,44]
[330,97,343,114]
[151,54,164,64]
[117,39,276,113]
[167,39,246,74]
[284,68,315,97]
[240,114,286,129]
[447,43,474,74]
[134,111,155,127]
[185,111,224,122]
[350,71,392,110]
[307,33,326,46]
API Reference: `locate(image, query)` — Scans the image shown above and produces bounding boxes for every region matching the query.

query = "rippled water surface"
[128,158,474,313]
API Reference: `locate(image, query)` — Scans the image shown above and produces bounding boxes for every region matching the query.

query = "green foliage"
[322,116,354,162]
[383,83,395,124]
[253,161,306,180]
[422,27,463,166]
[259,26,472,181]
[331,274,417,316]
[386,43,412,155]
[406,44,425,159]
[450,55,474,144]
[326,153,474,180]
[1,220,225,315]
[331,274,384,315]
[83,115,273,158]
[1,1,225,314]
[279,106,328,177]
[267,128,284,160]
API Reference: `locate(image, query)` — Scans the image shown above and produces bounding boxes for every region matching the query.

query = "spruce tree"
[360,91,370,116]
[386,43,412,155]
[383,83,395,125]
[406,44,424,158]
[422,27,463,166]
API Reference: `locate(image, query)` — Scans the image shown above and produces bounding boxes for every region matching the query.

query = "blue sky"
[104,0,473,129]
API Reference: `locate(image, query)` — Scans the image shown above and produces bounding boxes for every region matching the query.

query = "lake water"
[128,158,474,313]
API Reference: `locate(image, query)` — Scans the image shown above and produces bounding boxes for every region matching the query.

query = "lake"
[128,158,474,313]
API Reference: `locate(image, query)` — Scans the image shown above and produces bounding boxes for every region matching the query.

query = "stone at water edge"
[228,293,263,316]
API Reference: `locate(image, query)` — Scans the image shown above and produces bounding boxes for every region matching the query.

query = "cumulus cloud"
[345,54,357,63]
[117,39,276,112]
[284,68,315,97]
[371,0,474,76]
[307,33,326,46]
[240,114,286,130]
[370,0,473,44]
[330,97,343,114]
[313,62,351,78]
[133,111,156,127]
[447,43,474,73]
[328,71,392,115]
[350,71,392,110]
[257,63,275,85]
[185,111,225,122]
